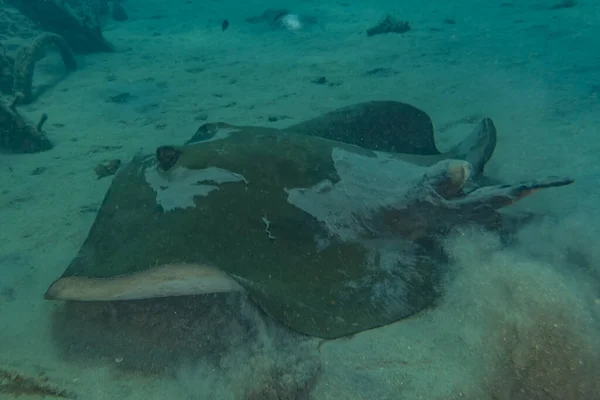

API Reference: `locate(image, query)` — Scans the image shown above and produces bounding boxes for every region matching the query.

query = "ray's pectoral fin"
[449,118,497,178]
[44,263,244,302]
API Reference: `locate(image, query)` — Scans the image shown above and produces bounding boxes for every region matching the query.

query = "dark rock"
[31,167,46,175]
[364,68,397,77]
[367,15,411,37]
[0,97,53,153]
[112,3,128,21]
[108,92,132,104]
[550,0,576,9]
[5,0,114,53]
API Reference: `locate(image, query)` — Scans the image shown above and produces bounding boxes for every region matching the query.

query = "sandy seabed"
[1,0,599,399]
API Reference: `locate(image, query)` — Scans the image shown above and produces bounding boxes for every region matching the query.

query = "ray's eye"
[156,146,181,171]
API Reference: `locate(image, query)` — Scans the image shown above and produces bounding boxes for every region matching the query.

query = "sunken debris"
[13,32,77,104]
[367,15,411,37]
[0,95,52,153]
[6,0,114,53]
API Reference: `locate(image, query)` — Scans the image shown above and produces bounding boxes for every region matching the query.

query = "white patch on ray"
[145,165,247,211]
[285,147,425,241]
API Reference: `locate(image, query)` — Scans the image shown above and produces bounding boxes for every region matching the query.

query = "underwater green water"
[0,0,599,399]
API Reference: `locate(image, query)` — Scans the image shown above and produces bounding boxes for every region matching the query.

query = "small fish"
[222,20,229,31]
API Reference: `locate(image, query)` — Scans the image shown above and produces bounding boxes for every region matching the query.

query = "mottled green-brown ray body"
[45,102,574,339]
[187,101,496,177]
[49,131,449,338]
[188,101,438,155]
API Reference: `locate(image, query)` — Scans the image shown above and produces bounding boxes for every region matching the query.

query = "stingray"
[190,101,440,154]
[45,102,573,339]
